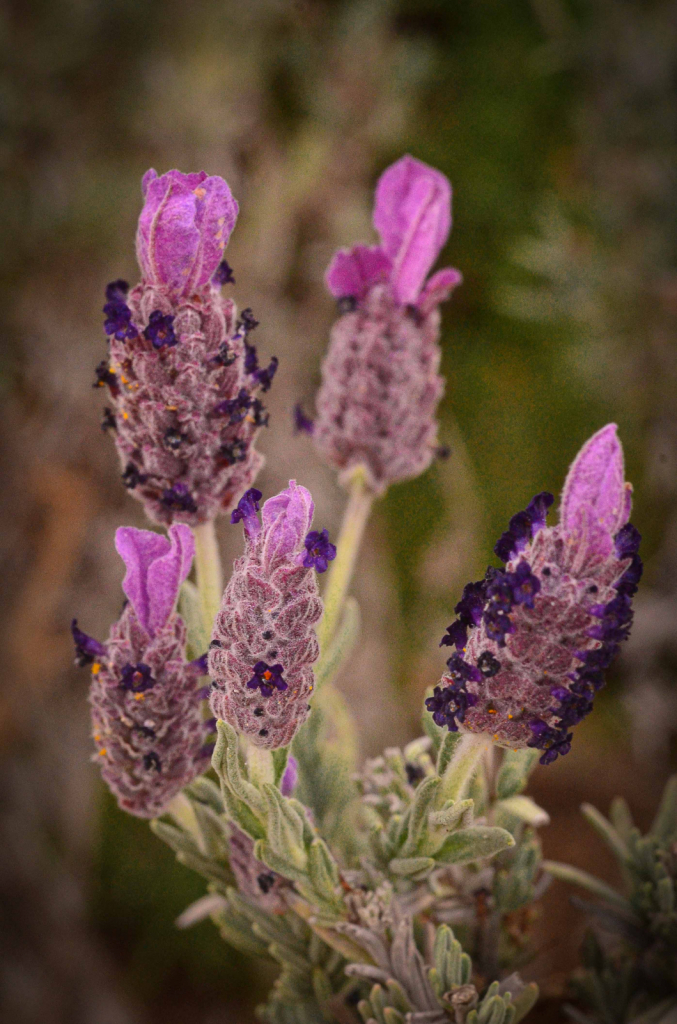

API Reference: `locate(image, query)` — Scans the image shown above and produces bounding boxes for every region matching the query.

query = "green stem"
[317,468,374,654]
[193,521,223,637]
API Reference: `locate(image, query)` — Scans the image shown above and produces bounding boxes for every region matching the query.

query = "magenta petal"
[280,755,298,796]
[417,267,462,316]
[560,424,630,555]
[325,245,392,300]
[373,155,452,305]
[115,524,194,637]
[262,480,314,567]
[136,169,238,299]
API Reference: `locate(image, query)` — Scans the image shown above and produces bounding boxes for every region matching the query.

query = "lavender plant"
[72,156,657,1023]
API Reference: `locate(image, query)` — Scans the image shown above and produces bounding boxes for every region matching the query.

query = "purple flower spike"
[136,169,238,299]
[560,424,631,561]
[373,155,452,306]
[428,427,641,765]
[115,523,194,639]
[210,482,323,749]
[313,155,459,492]
[71,619,107,667]
[293,404,314,435]
[231,488,263,540]
[302,529,337,573]
[280,755,298,796]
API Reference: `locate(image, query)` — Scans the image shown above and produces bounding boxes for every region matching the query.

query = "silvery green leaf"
[439,734,488,803]
[151,819,202,857]
[191,799,231,860]
[385,980,411,1014]
[433,923,471,990]
[307,839,342,910]
[543,860,636,915]
[609,796,634,842]
[254,840,308,886]
[220,785,267,841]
[497,795,550,828]
[477,995,508,1024]
[175,849,232,884]
[272,746,290,787]
[213,721,266,817]
[383,1009,406,1024]
[263,784,307,868]
[388,856,436,878]
[428,799,474,834]
[311,966,333,1007]
[581,803,630,863]
[178,579,209,660]
[651,775,677,843]
[400,776,441,856]
[175,892,228,929]
[509,982,538,1024]
[436,825,514,865]
[436,730,462,776]
[496,749,540,799]
[186,776,224,814]
[656,875,675,913]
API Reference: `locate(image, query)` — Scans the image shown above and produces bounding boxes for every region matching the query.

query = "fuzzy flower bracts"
[74,525,211,817]
[95,169,277,526]
[310,155,461,492]
[209,482,333,749]
[427,425,642,765]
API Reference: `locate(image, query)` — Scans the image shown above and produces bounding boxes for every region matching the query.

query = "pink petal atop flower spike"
[373,155,452,305]
[417,267,463,317]
[136,169,238,299]
[115,524,194,638]
[325,245,392,301]
[262,480,314,570]
[560,424,631,560]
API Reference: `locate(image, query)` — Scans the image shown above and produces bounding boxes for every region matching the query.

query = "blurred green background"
[1,1,676,1022]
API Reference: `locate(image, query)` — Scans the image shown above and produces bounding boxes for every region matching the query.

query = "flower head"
[75,525,211,818]
[427,425,642,765]
[95,169,274,527]
[302,529,336,573]
[209,481,325,749]
[311,156,460,492]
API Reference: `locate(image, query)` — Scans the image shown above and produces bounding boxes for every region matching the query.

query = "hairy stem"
[193,520,223,638]
[317,468,374,654]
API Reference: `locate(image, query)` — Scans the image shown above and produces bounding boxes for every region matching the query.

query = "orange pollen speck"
[134,693,145,702]
[488,708,497,714]
[508,714,513,719]
[194,187,206,199]
[122,411,129,420]
[99,748,107,756]
[91,663,100,675]
[263,670,272,681]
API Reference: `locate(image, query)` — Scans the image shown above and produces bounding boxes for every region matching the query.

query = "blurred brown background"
[1,1,676,1021]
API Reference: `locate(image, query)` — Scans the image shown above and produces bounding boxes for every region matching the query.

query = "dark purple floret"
[455,581,486,627]
[250,399,269,428]
[440,620,468,651]
[209,341,237,368]
[105,280,130,302]
[302,529,337,573]
[160,483,198,514]
[122,463,148,489]
[294,404,315,435]
[477,651,501,677]
[213,260,235,286]
[506,560,541,608]
[614,523,641,560]
[494,492,554,562]
[527,719,572,765]
[237,308,259,335]
[103,298,138,341]
[213,388,251,423]
[101,407,116,432]
[246,661,287,697]
[588,593,633,643]
[231,487,262,525]
[189,653,209,676]
[93,360,120,397]
[337,296,358,314]
[143,310,177,349]
[71,619,106,667]
[120,662,155,693]
[243,339,259,374]
[425,679,478,732]
[217,439,248,466]
[446,653,482,685]
[253,356,278,393]
[143,751,162,772]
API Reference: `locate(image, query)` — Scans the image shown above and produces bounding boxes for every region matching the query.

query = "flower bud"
[209,482,334,749]
[310,155,461,493]
[76,525,212,817]
[428,425,642,765]
[94,171,276,526]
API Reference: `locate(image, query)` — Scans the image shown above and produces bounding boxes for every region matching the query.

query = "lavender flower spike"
[95,169,276,527]
[312,155,461,493]
[81,525,211,818]
[209,481,326,749]
[427,425,642,765]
